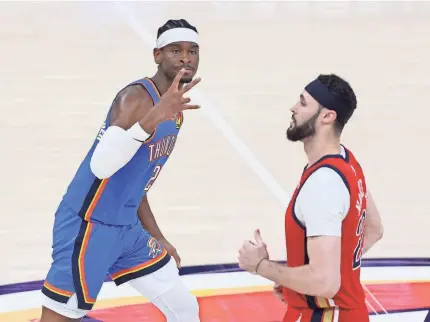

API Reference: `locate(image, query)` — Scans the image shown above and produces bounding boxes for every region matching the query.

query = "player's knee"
[127,258,200,321]
[175,290,199,321]
[153,282,200,322]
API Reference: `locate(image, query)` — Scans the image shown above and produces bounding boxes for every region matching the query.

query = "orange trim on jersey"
[145,78,161,99]
[78,222,96,304]
[83,179,109,221]
[43,281,73,297]
[110,249,168,280]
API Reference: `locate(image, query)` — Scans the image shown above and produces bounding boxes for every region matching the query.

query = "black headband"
[305,79,345,115]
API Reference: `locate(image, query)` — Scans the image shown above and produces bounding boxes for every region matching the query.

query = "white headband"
[156,28,199,49]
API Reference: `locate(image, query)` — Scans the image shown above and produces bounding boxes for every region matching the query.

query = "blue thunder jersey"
[61,77,184,226]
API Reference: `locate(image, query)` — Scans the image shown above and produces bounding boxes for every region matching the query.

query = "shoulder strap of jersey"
[130,78,161,105]
[300,156,352,192]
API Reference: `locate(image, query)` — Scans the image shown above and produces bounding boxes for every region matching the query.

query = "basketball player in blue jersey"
[40,19,202,322]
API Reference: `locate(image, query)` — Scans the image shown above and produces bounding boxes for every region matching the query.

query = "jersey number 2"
[144,165,163,192]
[353,209,366,270]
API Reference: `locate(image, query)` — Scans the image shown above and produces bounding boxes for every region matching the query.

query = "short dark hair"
[157,19,198,39]
[317,74,357,133]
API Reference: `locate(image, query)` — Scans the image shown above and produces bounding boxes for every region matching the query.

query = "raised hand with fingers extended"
[139,68,201,134]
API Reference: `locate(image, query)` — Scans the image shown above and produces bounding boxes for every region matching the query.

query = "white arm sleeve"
[295,167,350,237]
[90,123,151,179]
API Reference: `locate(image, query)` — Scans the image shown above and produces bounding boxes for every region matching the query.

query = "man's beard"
[286,111,320,142]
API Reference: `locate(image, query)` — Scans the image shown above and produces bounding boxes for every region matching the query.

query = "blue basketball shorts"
[41,202,171,310]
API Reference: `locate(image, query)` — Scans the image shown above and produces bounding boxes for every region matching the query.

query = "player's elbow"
[89,125,142,179]
[373,226,383,244]
[90,145,120,179]
[314,269,341,298]
[318,275,341,299]
[90,146,137,179]
[90,156,114,179]
[367,220,384,242]
[375,223,384,241]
